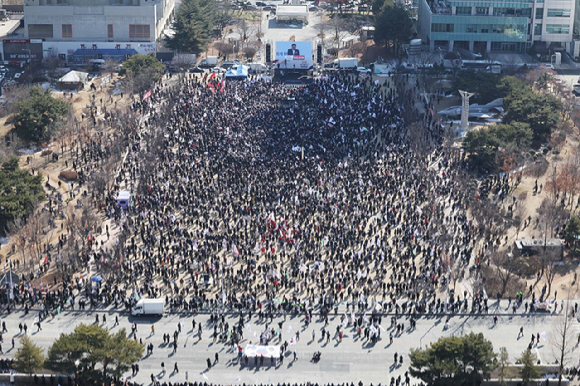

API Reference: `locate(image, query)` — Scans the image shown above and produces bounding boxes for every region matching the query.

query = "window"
[547,8,570,17]
[456,6,470,15]
[62,24,72,38]
[129,24,150,39]
[431,23,454,32]
[475,7,487,15]
[545,24,570,34]
[28,24,53,39]
[107,24,114,39]
[535,8,543,19]
[465,24,477,33]
[534,23,542,34]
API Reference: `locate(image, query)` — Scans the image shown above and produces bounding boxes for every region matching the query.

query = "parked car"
[14,72,21,79]
[189,66,205,73]
[211,67,226,73]
[356,66,371,73]
[256,1,267,5]
[309,5,319,11]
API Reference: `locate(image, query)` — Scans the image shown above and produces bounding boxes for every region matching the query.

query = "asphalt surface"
[0,300,578,385]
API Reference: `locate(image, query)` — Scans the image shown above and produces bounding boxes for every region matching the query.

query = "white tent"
[57,70,89,90]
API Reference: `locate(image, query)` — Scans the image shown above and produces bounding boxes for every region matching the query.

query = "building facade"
[418,0,576,54]
[21,0,174,61]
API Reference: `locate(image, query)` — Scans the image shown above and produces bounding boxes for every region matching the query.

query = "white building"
[20,0,174,62]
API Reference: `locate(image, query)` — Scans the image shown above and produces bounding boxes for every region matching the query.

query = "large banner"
[275,41,313,69]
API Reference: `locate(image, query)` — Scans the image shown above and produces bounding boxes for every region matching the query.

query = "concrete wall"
[23,0,174,42]
[25,4,155,41]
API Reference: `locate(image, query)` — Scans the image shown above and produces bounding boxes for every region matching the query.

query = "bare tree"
[102,58,118,78]
[498,347,510,386]
[539,249,562,300]
[550,279,577,386]
[328,15,351,51]
[214,41,235,60]
[491,250,517,296]
[171,53,197,73]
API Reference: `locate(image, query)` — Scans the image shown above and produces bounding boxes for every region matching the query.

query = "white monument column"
[458,90,474,132]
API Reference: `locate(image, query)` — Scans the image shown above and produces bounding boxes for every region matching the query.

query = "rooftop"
[515,238,564,249]
[276,5,309,15]
[0,19,22,38]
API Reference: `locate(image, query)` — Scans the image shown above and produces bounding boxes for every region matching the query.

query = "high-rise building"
[417,0,576,54]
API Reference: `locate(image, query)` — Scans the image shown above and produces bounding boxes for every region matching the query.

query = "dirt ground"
[1,74,131,284]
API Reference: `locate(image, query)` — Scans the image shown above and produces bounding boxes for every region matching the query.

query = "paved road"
[0,301,578,385]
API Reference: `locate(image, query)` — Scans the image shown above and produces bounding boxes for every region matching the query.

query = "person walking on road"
[173,362,179,373]
[161,362,166,376]
[206,358,212,369]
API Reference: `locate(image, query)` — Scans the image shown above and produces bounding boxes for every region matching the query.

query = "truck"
[248,62,267,74]
[332,58,358,69]
[131,298,165,316]
[198,56,218,68]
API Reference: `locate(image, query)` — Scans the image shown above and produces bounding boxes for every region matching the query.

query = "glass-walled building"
[417,0,576,54]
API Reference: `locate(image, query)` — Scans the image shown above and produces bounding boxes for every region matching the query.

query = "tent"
[57,70,89,90]
[225,65,249,80]
[116,190,131,209]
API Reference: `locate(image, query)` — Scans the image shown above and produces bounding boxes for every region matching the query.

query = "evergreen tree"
[14,86,69,143]
[374,6,413,55]
[517,349,540,385]
[47,324,143,380]
[14,336,45,375]
[166,0,215,54]
[0,157,45,228]
[409,332,497,385]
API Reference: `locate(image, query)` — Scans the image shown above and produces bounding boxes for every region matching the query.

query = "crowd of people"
[1,64,511,332]
[83,69,487,323]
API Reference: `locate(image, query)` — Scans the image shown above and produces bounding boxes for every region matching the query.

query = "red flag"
[210,72,216,80]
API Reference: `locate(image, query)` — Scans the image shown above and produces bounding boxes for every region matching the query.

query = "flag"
[210,72,216,80]
[232,243,239,258]
[142,89,152,100]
